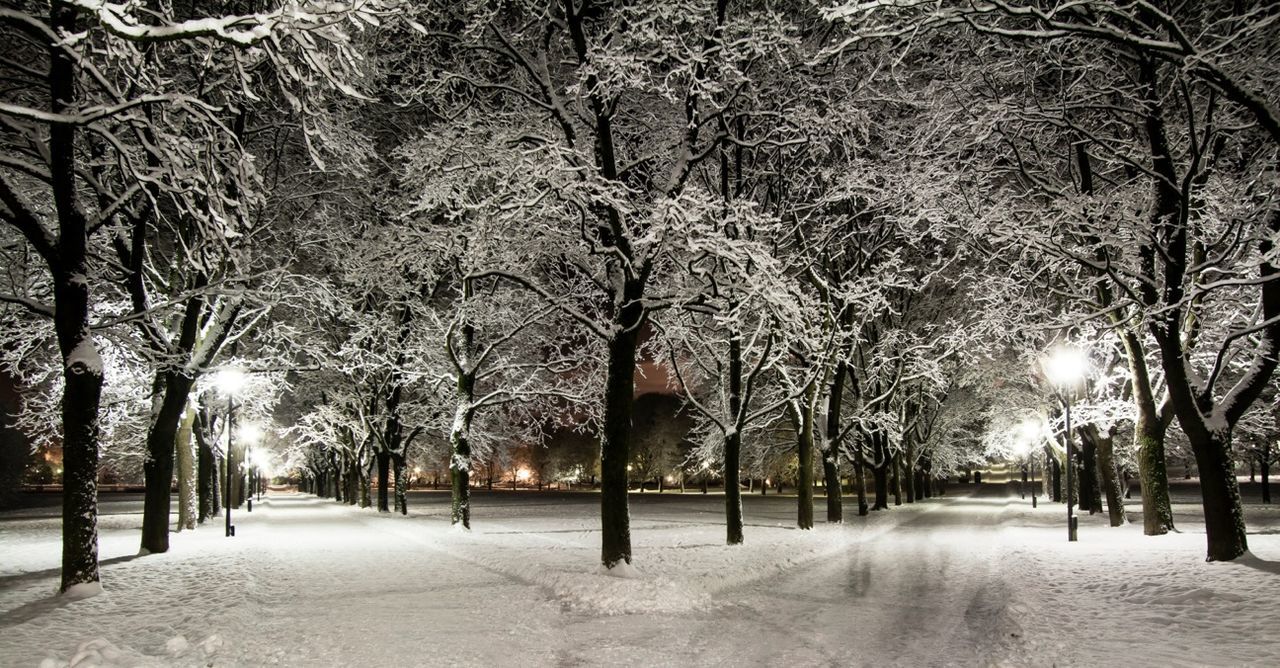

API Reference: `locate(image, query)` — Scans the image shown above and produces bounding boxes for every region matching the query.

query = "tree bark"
[789,388,816,531]
[393,454,407,515]
[1261,441,1271,504]
[175,405,197,531]
[1085,425,1127,527]
[376,450,391,513]
[871,432,889,510]
[601,327,641,564]
[450,372,475,528]
[1120,332,1176,535]
[141,371,194,553]
[1078,429,1103,515]
[197,417,216,523]
[43,0,104,594]
[822,363,846,523]
[724,333,744,544]
[853,439,869,514]
[904,439,916,503]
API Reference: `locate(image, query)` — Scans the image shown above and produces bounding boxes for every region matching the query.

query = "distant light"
[1043,346,1088,387]
[1015,419,1042,456]
[666,475,674,483]
[238,423,264,444]
[413,466,422,474]
[213,368,249,396]
[626,464,633,472]
[516,468,531,482]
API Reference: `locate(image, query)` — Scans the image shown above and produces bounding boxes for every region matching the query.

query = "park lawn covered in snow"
[2,485,1279,667]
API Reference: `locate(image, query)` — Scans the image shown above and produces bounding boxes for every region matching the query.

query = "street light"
[212,368,248,537]
[1043,346,1088,542]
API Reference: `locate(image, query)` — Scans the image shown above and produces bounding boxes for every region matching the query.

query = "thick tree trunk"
[853,443,869,515]
[1078,430,1103,515]
[724,334,744,545]
[175,405,197,531]
[197,412,216,522]
[1049,450,1059,501]
[1261,440,1272,504]
[792,394,816,530]
[359,459,371,508]
[141,371,194,554]
[1133,414,1176,534]
[891,451,902,506]
[376,450,391,513]
[601,329,640,565]
[393,455,407,515]
[822,364,845,523]
[904,441,916,503]
[1189,430,1248,561]
[724,431,743,544]
[872,463,888,510]
[49,0,102,594]
[871,433,889,510]
[450,374,475,528]
[1262,451,1271,504]
[1090,427,1127,527]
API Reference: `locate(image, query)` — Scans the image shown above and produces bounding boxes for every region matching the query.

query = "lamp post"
[1044,346,1088,542]
[239,423,262,512]
[213,368,248,537]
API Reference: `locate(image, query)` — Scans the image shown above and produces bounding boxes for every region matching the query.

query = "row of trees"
[3,1,1277,593]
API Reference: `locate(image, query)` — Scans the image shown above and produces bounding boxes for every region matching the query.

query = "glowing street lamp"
[1043,346,1088,542]
[212,368,249,537]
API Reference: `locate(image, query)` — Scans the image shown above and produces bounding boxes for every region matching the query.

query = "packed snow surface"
[2,484,1278,666]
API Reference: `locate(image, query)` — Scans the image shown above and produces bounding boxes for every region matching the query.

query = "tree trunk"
[175,405,197,531]
[853,442,869,515]
[141,371,195,554]
[450,373,475,529]
[724,333,744,545]
[359,459,371,508]
[904,441,916,503]
[1088,426,1127,527]
[1188,429,1248,561]
[376,450,391,513]
[822,364,845,523]
[791,392,816,531]
[724,431,743,544]
[871,433,889,510]
[1048,450,1062,503]
[600,329,640,565]
[1261,445,1271,504]
[393,455,407,515]
[891,451,902,506]
[1078,429,1103,515]
[197,413,216,523]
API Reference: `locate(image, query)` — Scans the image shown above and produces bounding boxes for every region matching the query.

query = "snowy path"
[3,486,1279,666]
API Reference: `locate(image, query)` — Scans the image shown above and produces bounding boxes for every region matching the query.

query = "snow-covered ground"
[2,484,1278,667]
